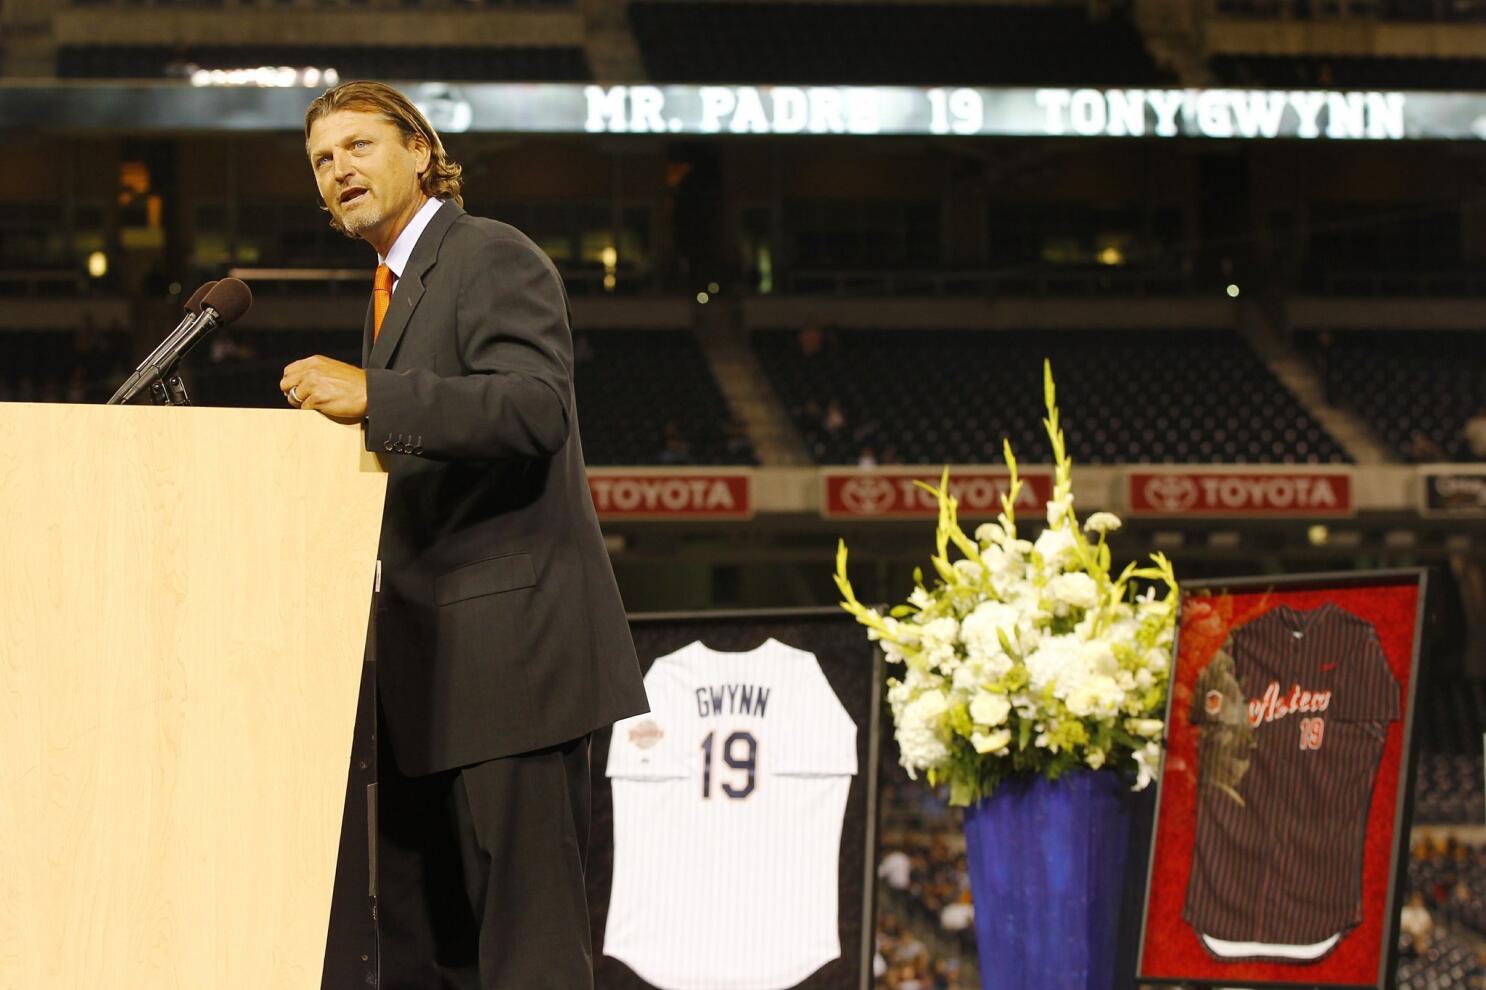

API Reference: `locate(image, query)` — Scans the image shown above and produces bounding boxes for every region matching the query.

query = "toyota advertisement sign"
[822,469,1055,520]
[1127,470,1355,518]
[588,471,753,520]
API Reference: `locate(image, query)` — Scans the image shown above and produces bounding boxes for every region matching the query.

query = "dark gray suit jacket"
[361,198,647,776]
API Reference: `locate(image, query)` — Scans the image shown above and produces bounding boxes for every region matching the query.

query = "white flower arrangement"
[834,362,1180,806]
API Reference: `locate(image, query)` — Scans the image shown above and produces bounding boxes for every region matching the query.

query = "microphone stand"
[148,372,193,407]
[107,309,216,407]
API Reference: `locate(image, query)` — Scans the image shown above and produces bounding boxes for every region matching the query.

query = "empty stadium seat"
[1302,330,1486,462]
[571,330,757,466]
[629,3,1171,86]
[754,328,1349,465]
[1212,54,1486,90]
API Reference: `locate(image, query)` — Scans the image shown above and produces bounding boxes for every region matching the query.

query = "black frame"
[594,606,885,990]
[1134,568,1430,990]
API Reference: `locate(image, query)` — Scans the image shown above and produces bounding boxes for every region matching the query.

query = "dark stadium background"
[4,2,1486,987]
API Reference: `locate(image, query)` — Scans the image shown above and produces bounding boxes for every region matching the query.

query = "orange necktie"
[373,264,395,340]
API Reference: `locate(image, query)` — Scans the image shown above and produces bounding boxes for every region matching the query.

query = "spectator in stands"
[798,322,824,357]
[858,446,878,469]
[940,890,974,933]
[1463,406,1486,460]
[879,848,911,891]
[723,416,752,459]
[1408,431,1448,463]
[573,332,595,365]
[1400,891,1434,956]
[658,420,695,464]
[65,366,88,404]
[932,959,962,990]
[1313,329,1336,405]
[823,399,847,434]
[209,330,255,365]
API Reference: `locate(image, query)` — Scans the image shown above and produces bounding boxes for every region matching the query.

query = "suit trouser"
[376,710,595,990]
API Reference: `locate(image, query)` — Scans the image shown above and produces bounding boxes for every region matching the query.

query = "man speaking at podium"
[281,81,648,988]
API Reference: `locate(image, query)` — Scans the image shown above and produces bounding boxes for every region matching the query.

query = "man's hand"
[281,355,368,419]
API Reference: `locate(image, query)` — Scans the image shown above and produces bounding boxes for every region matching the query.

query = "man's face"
[308,109,430,247]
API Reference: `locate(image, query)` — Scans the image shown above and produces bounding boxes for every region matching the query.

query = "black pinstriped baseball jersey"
[1183,603,1400,961]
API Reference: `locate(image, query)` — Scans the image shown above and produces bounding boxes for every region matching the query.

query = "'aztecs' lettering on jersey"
[1184,603,1399,964]
[694,682,772,718]
[1246,681,1333,727]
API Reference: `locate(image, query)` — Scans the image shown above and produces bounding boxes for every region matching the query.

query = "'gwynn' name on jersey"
[695,683,772,718]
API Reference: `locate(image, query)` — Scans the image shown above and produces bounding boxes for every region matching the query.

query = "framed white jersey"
[603,637,860,990]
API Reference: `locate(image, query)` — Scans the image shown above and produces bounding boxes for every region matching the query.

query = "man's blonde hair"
[304,81,464,234]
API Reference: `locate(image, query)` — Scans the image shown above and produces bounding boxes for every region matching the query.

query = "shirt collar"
[377,196,445,278]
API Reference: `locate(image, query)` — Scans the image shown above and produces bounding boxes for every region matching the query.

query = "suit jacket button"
[383,437,394,452]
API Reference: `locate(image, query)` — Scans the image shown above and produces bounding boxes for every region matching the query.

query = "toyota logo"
[840,477,897,515]
[1143,475,1199,513]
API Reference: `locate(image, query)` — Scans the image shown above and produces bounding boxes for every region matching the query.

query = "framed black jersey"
[1136,570,1427,990]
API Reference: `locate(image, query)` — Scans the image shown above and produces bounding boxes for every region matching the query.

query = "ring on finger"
[290,385,302,404]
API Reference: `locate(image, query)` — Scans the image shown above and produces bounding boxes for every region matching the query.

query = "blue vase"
[961,770,1134,990]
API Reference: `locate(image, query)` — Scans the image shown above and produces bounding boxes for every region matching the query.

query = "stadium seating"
[1395,933,1484,990]
[628,3,1170,86]
[176,328,362,408]
[753,328,1349,465]
[1301,330,1486,462]
[66,0,573,6]
[1215,0,1486,21]
[1406,835,1486,957]
[1412,678,1486,757]
[570,330,757,466]
[1413,754,1486,826]
[57,45,591,81]
[0,327,129,403]
[1212,54,1486,90]
[170,327,757,465]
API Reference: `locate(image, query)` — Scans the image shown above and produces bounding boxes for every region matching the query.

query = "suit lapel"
[361,296,375,367]
[367,199,464,370]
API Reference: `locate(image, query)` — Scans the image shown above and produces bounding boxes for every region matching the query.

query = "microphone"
[107,278,253,406]
[184,281,216,315]
[158,277,253,368]
[106,281,217,405]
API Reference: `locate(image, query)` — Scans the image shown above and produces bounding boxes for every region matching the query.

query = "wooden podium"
[0,404,387,989]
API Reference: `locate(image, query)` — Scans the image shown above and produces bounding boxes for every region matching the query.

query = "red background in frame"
[1138,581,1420,985]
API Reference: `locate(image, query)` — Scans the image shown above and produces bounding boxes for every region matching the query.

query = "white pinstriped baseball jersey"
[604,639,858,990]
